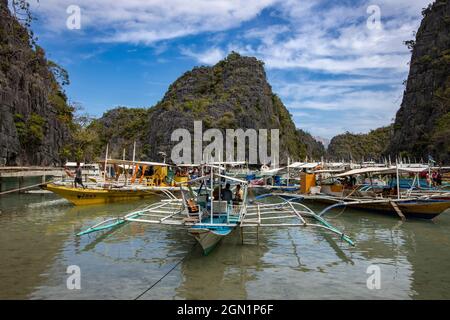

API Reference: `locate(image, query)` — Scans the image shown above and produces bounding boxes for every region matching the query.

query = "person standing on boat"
[350,176,357,187]
[74,162,85,189]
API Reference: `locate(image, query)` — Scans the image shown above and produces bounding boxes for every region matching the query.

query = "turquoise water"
[1,190,450,299]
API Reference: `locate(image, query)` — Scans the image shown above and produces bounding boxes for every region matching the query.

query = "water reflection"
[0,191,450,299]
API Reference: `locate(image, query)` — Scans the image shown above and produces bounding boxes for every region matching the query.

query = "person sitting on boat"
[436,171,442,186]
[432,171,438,187]
[166,167,175,185]
[234,184,244,203]
[425,171,432,187]
[145,166,155,177]
[190,167,199,179]
[221,183,233,204]
[213,185,221,200]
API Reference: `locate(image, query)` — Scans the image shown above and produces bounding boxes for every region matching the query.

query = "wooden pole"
[123,148,127,186]
[210,165,213,224]
[132,141,136,178]
[287,156,290,187]
[19,176,23,193]
[396,160,400,200]
[369,173,374,192]
[428,160,432,188]
[0,181,53,195]
[390,201,405,220]
[103,144,109,185]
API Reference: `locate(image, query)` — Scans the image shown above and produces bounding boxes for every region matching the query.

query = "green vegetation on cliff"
[14,113,46,146]
[388,0,450,163]
[296,129,325,160]
[327,125,393,161]
[0,0,75,165]
[86,52,317,163]
[60,107,150,162]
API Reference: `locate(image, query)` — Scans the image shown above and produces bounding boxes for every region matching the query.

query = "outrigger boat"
[276,165,450,220]
[77,169,354,255]
[45,159,187,205]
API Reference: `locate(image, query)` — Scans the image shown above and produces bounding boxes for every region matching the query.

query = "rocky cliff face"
[388,0,450,163]
[0,0,73,166]
[296,129,325,160]
[89,107,150,160]
[144,52,307,163]
[327,125,393,161]
[93,53,315,163]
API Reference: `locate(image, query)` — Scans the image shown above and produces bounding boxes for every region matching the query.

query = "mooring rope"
[325,205,347,219]
[134,242,197,300]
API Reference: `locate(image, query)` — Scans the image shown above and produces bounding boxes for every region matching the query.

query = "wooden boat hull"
[44,184,165,205]
[301,197,450,219]
[188,227,233,255]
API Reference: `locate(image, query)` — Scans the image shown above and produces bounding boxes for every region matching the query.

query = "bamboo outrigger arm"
[250,196,355,246]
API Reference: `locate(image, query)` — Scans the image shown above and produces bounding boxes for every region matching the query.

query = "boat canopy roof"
[65,161,84,166]
[209,161,246,166]
[383,166,428,174]
[98,159,170,167]
[260,167,286,175]
[334,167,389,177]
[324,162,345,167]
[288,162,320,169]
[175,172,248,185]
[333,166,428,177]
[287,162,304,168]
[314,169,345,173]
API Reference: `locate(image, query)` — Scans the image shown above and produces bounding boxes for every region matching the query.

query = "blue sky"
[28,0,432,140]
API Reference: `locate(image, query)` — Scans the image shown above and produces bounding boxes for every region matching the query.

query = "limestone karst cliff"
[0,0,74,165]
[89,53,324,163]
[388,0,450,163]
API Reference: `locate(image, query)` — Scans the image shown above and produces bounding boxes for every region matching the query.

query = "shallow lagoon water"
[1,190,450,299]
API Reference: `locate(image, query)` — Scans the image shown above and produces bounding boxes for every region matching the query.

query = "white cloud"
[29,0,433,139]
[30,0,279,44]
[274,75,404,137]
[229,2,425,73]
[180,47,225,65]
[295,109,395,139]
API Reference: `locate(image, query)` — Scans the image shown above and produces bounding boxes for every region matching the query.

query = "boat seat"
[212,201,230,213]
[146,177,155,186]
[183,217,199,223]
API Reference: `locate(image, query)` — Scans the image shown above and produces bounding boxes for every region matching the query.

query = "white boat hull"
[188,228,229,255]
